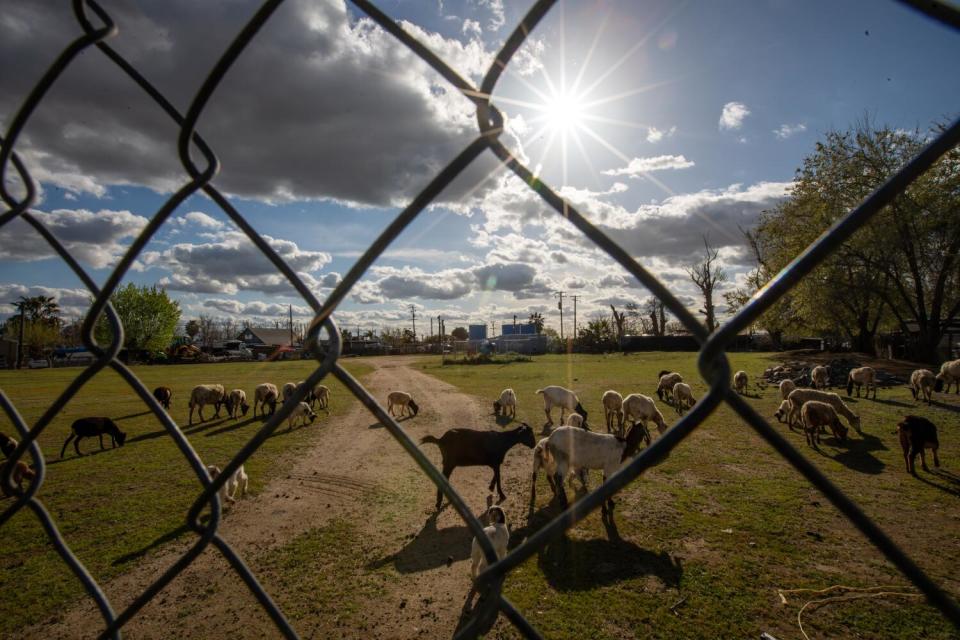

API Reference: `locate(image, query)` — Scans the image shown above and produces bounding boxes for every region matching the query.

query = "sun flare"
[543,90,585,133]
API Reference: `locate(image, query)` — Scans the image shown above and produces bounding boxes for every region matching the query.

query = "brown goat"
[153,386,172,410]
[896,415,940,475]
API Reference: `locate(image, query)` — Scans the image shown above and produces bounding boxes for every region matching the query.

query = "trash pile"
[762,357,906,388]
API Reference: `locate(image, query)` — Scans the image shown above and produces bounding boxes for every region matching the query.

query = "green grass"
[0,359,370,635]
[418,352,960,639]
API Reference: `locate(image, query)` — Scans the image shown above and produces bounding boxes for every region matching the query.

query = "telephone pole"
[288,304,293,347]
[409,305,417,342]
[554,291,565,340]
[570,295,581,339]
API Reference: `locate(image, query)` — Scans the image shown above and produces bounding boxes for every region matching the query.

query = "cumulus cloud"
[602,155,695,177]
[773,122,807,140]
[719,101,750,130]
[0,208,148,268]
[646,126,676,143]
[0,284,92,319]
[177,211,224,230]
[203,298,313,317]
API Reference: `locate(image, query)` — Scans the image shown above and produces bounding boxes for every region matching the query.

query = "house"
[238,327,302,359]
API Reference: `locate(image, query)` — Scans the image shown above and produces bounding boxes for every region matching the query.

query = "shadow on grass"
[113,410,153,421]
[366,510,472,574]
[112,523,191,566]
[871,398,914,408]
[830,433,887,475]
[46,446,115,466]
[204,416,259,437]
[494,414,514,427]
[915,472,960,497]
[930,399,960,414]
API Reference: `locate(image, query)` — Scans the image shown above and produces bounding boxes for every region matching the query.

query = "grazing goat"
[60,417,127,458]
[310,384,330,412]
[387,391,420,418]
[810,365,830,390]
[421,423,536,509]
[800,401,848,448]
[601,390,624,434]
[895,415,940,475]
[493,388,517,418]
[206,464,249,504]
[733,371,748,395]
[225,389,250,419]
[282,382,298,403]
[188,384,226,425]
[470,504,509,581]
[846,366,877,399]
[672,383,696,416]
[779,379,797,401]
[287,402,318,430]
[774,400,791,423]
[152,386,172,410]
[1,460,35,497]
[621,393,668,436]
[909,369,935,405]
[530,438,588,503]
[254,383,278,417]
[786,389,861,433]
[0,432,17,459]
[546,423,651,513]
[656,372,683,403]
[564,413,587,429]
[536,386,587,428]
[934,359,960,394]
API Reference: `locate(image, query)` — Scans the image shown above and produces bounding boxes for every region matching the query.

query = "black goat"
[61,417,127,458]
[153,386,172,410]
[420,423,536,509]
[896,415,940,475]
[0,432,17,458]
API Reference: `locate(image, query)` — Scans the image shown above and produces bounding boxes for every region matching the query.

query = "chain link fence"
[1,1,959,638]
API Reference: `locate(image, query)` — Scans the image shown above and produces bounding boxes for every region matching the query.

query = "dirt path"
[25,357,529,639]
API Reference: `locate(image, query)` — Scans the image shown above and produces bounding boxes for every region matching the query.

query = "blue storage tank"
[468,324,487,340]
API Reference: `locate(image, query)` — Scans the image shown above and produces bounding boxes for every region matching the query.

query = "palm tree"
[528,312,545,334]
[16,295,60,325]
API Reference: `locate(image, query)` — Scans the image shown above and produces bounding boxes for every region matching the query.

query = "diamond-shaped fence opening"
[1,1,959,638]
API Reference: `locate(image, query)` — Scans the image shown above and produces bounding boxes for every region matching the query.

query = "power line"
[554,291,565,340]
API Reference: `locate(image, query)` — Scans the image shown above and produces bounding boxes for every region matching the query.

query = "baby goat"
[1,460,35,497]
[896,415,940,475]
[206,464,249,504]
[152,386,172,410]
[0,432,17,459]
[470,503,509,581]
[60,417,127,458]
[387,391,420,418]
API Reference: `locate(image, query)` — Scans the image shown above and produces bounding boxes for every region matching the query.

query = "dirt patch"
[22,357,529,639]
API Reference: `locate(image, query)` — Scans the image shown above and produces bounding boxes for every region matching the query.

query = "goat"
[786,388,861,434]
[530,437,588,503]
[1,460,35,497]
[621,393,668,435]
[800,401,848,448]
[733,371,748,395]
[421,423,536,509]
[254,383,278,417]
[601,390,624,434]
[846,366,877,399]
[287,402,318,430]
[152,386,172,410]
[774,399,791,423]
[779,378,797,401]
[810,365,830,390]
[493,388,517,418]
[470,504,509,581]
[206,464,249,504]
[545,422,650,514]
[225,389,250,419]
[60,417,127,458]
[536,386,587,428]
[672,382,696,416]
[310,384,330,412]
[188,384,225,425]
[387,391,420,418]
[934,359,960,394]
[895,415,940,475]
[909,369,935,405]
[282,382,298,403]
[656,372,683,403]
[0,432,17,459]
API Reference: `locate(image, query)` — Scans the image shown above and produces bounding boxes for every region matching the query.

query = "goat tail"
[419,435,440,446]
[535,389,544,395]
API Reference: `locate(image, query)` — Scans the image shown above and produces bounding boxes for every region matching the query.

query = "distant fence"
[1,1,959,639]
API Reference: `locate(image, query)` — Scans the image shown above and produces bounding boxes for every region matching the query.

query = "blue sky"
[1,0,957,337]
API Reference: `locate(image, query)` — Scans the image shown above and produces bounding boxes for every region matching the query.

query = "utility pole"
[554,291,565,340]
[409,304,417,342]
[14,301,24,369]
[570,295,581,339]
[430,317,434,340]
[288,304,293,347]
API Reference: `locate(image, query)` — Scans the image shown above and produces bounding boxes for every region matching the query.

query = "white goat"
[672,382,696,415]
[846,366,877,399]
[601,390,624,434]
[656,372,683,403]
[493,388,517,418]
[910,369,935,405]
[935,359,960,394]
[282,382,298,403]
[536,386,587,427]
[387,391,420,417]
[206,463,249,505]
[564,413,586,429]
[733,371,748,395]
[621,393,668,435]
[530,437,587,502]
[786,388,861,433]
[226,389,250,419]
[774,399,792,423]
[800,401,848,448]
[287,401,317,429]
[470,505,509,581]
[188,384,225,425]
[810,365,830,390]
[253,383,278,417]
[779,378,797,401]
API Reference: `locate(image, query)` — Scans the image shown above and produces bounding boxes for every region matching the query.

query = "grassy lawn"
[418,352,960,639]
[0,359,370,636]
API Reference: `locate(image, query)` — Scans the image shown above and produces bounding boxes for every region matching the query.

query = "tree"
[197,314,219,347]
[685,237,727,332]
[450,326,469,341]
[96,284,181,354]
[643,297,667,336]
[5,295,62,363]
[610,305,626,343]
[528,312,545,334]
[185,319,200,341]
[576,318,617,351]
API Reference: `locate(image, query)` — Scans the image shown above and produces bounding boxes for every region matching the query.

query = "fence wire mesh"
[1,1,959,638]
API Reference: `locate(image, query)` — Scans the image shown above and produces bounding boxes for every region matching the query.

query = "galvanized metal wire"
[1,1,959,638]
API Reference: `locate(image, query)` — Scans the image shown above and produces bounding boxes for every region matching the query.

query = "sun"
[543,89,586,133]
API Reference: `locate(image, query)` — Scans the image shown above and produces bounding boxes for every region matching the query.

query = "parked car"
[28,358,50,369]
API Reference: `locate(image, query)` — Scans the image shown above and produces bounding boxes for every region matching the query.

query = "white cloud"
[646,126,677,143]
[478,0,505,31]
[177,211,224,230]
[462,18,481,38]
[719,101,751,131]
[0,284,92,319]
[773,122,807,140]
[602,155,695,177]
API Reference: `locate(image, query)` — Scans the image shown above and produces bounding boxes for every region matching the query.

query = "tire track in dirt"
[24,357,530,639]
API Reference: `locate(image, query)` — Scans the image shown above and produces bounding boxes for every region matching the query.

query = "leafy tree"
[4,295,63,361]
[685,237,727,332]
[576,318,617,351]
[96,284,181,353]
[185,319,200,340]
[528,312,545,334]
[450,326,469,341]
